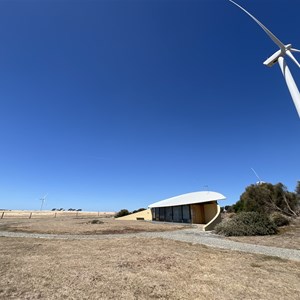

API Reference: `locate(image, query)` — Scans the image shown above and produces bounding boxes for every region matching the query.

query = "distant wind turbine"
[251,168,265,185]
[40,194,48,211]
[229,0,300,118]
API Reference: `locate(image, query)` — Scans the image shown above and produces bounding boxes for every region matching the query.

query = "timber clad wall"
[191,204,205,224]
[204,203,218,223]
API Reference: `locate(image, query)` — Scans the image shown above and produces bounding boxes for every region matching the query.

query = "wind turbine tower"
[40,194,48,211]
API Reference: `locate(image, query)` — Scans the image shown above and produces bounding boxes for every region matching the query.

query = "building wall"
[115,209,152,221]
[204,204,222,231]
[190,202,218,224]
[191,204,205,223]
[204,202,218,223]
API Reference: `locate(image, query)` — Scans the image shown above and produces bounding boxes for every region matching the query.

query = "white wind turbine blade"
[229,0,285,49]
[278,57,300,117]
[251,168,262,183]
[286,50,300,68]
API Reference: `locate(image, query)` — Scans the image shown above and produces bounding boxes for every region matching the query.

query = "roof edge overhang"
[148,191,226,208]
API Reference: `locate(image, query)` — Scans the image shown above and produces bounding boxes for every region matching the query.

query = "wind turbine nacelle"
[263,49,282,67]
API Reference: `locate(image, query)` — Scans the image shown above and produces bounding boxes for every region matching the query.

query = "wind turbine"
[40,194,48,211]
[251,168,265,185]
[229,0,300,118]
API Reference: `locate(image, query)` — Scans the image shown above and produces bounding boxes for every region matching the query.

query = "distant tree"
[131,208,146,214]
[51,208,56,211]
[233,182,298,217]
[115,209,130,218]
[223,205,234,213]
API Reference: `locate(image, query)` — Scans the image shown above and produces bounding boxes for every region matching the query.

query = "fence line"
[0,211,115,219]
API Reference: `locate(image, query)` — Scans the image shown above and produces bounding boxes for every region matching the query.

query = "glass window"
[172,206,182,222]
[159,207,165,221]
[165,207,172,222]
[155,208,159,221]
[182,205,191,223]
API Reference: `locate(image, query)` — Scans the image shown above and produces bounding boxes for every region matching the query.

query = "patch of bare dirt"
[0,237,299,300]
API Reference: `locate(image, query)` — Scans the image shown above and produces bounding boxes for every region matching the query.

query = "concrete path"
[1,228,300,262]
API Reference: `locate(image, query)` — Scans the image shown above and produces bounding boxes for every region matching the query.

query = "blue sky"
[0,0,299,211]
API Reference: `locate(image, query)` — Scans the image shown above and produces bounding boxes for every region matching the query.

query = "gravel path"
[1,228,300,262]
[142,229,300,262]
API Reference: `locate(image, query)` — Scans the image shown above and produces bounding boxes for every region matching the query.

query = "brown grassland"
[0,214,300,299]
[1,236,300,300]
[0,216,189,235]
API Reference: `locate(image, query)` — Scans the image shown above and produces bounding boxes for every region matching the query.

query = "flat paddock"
[1,236,299,300]
[0,216,189,235]
[1,215,300,299]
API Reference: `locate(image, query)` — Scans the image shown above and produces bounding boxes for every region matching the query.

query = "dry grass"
[0,217,189,235]
[0,237,300,300]
[226,217,300,250]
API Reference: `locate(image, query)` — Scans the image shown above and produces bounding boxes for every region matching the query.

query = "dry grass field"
[0,217,189,235]
[1,213,300,299]
[1,236,300,300]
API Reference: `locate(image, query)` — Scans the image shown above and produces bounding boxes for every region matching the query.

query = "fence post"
[29,212,32,219]
[1,212,4,219]
[54,212,56,218]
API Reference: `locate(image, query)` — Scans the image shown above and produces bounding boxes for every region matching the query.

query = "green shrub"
[215,212,278,236]
[233,182,299,217]
[270,212,290,227]
[115,209,130,218]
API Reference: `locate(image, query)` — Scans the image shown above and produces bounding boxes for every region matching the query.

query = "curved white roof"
[148,191,226,208]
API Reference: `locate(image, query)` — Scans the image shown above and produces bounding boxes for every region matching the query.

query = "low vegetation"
[215,212,278,236]
[270,212,290,227]
[227,216,300,250]
[218,181,300,236]
[89,219,104,224]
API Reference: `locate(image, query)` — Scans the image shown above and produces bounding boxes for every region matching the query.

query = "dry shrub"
[89,220,104,224]
[270,212,290,227]
[215,212,278,236]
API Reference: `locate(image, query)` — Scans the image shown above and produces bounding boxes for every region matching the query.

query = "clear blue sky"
[0,0,299,211]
